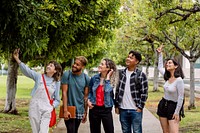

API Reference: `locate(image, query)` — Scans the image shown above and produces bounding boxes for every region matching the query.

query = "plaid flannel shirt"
[115,68,148,110]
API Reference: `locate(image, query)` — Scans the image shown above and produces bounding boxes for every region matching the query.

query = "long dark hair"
[163,58,184,81]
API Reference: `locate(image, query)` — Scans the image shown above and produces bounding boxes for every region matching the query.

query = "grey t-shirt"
[158,53,184,115]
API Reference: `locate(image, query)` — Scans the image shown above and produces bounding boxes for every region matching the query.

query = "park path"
[52,108,162,133]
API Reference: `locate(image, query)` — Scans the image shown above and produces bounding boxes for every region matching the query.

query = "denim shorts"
[157,98,177,120]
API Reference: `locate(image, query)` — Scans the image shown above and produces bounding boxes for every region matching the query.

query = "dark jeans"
[64,119,81,133]
[89,106,114,133]
[119,108,143,133]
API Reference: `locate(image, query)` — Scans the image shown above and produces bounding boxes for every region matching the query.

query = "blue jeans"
[119,109,143,133]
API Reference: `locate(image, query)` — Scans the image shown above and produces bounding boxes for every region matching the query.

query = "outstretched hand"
[13,49,21,64]
[156,45,163,53]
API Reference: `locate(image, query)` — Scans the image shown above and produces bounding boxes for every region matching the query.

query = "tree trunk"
[153,50,159,91]
[146,64,149,78]
[145,51,150,78]
[188,61,196,110]
[3,56,19,114]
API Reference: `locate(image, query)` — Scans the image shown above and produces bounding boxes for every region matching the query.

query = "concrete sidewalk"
[52,108,162,133]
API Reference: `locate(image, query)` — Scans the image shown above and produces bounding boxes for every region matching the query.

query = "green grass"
[16,76,34,99]
[0,76,34,132]
[0,75,7,98]
[0,105,31,133]
[146,82,200,133]
[0,75,34,99]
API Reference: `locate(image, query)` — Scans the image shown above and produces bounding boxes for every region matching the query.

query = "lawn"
[0,76,33,132]
[1,76,200,132]
[0,75,33,99]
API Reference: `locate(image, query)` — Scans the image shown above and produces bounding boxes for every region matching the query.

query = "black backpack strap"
[118,69,141,85]
[135,69,142,88]
[118,69,122,80]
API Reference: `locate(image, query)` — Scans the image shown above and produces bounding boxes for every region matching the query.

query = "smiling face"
[46,63,56,75]
[165,59,178,71]
[125,53,139,68]
[98,59,110,73]
[72,59,84,73]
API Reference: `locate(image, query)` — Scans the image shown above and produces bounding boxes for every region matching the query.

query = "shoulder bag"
[42,74,56,127]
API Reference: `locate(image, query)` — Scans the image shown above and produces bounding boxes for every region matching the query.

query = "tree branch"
[162,31,191,59]
[156,4,200,24]
[143,34,165,44]
[195,50,200,59]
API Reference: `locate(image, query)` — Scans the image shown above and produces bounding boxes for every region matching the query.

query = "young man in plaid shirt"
[115,50,148,133]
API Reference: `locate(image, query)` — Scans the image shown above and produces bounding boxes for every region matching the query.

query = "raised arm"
[104,69,114,93]
[157,46,165,76]
[13,49,39,81]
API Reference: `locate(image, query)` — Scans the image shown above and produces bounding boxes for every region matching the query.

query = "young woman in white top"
[156,46,184,133]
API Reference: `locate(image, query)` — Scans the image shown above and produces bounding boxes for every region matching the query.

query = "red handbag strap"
[42,74,51,104]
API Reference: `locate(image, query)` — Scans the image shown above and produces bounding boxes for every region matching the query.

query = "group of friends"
[12,45,185,133]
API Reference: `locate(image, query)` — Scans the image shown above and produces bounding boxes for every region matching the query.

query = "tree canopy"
[0,0,122,68]
[107,0,200,108]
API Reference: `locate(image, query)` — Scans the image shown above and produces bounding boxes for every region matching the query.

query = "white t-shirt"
[120,69,137,110]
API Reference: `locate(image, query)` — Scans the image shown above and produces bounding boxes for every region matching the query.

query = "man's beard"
[72,67,82,73]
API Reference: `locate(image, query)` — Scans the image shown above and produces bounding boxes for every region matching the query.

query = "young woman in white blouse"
[156,46,185,133]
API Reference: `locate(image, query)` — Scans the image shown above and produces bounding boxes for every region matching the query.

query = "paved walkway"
[52,108,162,133]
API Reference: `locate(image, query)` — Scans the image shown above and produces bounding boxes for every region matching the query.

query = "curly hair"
[103,58,119,88]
